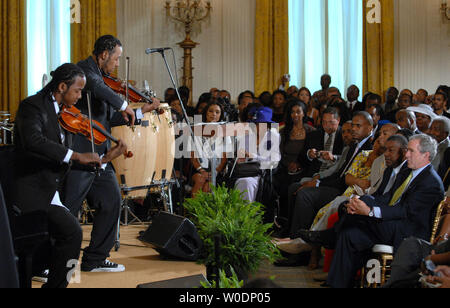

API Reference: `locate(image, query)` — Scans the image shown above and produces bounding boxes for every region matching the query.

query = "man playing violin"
[63,35,160,273]
[14,63,128,288]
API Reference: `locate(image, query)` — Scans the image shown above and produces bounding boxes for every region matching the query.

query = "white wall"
[116,0,255,105]
[394,0,450,94]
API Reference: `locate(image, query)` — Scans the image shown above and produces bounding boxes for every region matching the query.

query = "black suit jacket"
[361,165,445,249]
[74,57,129,156]
[349,101,365,116]
[13,91,73,213]
[438,147,450,191]
[371,162,409,198]
[299,127,344,176]
[320,137,373,193]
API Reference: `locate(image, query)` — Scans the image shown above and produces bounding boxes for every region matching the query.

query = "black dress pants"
[327,215,400,288]
[287,184,341,237]
[44,205,83,288]
[63,164,121,266]
[0,184,19,288]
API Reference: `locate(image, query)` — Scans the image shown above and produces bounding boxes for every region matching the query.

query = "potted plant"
[183,185,281,282]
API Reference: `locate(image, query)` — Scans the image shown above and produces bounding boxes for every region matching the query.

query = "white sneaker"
[82,260,125,273]
[32,269,49,283]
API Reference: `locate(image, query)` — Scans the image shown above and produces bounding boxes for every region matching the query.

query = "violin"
[59,105,133,158]
[103,75,154,104]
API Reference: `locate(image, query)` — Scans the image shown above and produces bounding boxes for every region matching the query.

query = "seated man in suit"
[14,63,127,288]
[428,116,450,172]
[279,112,374,251]
[301,107,344,177]
[325,134,444,288]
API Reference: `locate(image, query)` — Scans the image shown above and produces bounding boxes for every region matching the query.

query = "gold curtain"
[363,0,394,97]
[0,0,27,119]
[254,0,289,96]
[71,0,117,63]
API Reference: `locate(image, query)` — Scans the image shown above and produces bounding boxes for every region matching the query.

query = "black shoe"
[273,251,311,267]
[81,260,125,273]
[294,229,337,250]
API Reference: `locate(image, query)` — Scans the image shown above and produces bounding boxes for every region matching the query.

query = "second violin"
[59,105,133,158]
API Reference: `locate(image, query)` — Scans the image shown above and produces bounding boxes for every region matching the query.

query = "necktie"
[319,134,334,172]
[389,172,413,206]
[340,145,359,178]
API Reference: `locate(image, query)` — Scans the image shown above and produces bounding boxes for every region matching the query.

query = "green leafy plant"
[184,185,281,279]
[200,266,244,289]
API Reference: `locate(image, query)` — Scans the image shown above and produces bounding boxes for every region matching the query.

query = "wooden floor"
[32,224,323,288]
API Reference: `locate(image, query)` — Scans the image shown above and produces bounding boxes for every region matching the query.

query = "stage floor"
[32,224,323,288]
[32,224,206,289]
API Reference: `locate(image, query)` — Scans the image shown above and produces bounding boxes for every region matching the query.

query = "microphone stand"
[155,50,219,188]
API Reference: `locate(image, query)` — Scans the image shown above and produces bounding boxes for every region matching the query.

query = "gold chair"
[361,197,447,288]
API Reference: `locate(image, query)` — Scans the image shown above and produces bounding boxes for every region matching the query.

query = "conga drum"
[153,104,175,181]
[112,104,159,198]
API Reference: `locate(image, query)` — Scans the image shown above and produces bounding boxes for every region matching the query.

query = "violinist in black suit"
[63,35,161,273]
[13,64,105,288]
[327,134,445,288]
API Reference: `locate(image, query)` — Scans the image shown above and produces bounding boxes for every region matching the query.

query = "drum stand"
[114,175,176,252]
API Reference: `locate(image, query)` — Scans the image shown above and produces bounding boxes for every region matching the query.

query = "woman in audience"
[190,101,229,197]
[407,104,437,134]
[274,99,316,217]
[194,92,212,116]
[270,90,288,124]
[234,107,281,202]
[259,91,272,108]
[298,87,319,127]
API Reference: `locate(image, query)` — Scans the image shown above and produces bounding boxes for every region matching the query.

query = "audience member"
[164,87,176,103]
[194,92,212,116]
[270,90,288,123]
[298,87,319,127]
[328,96,351,125]
[407,104,437,134]
[300,107,344,177]
[396,109,419,134]
[190,101,229,196]
[366,104,383,139]
[415,89,429,105]
[384,198,450,288]
[428,117,450,172]
[285,112,374,248]
[433,92,450,119]
[386,93,413,123]
[325,134,444,288]
[313,74,332,105]
[384,87,400,114]
[259,91,272,108]
[237,91,255,122]
[234,107,281,202]
[274,100,316,217]
[346,85,364,116]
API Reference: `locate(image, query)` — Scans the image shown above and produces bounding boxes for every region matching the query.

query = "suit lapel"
[43,95,64,145]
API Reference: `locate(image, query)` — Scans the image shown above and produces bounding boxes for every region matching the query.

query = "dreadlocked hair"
[41,63,85,95]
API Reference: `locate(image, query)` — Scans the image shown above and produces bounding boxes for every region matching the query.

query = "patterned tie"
[389,172,413,206]
[319,134,334,172]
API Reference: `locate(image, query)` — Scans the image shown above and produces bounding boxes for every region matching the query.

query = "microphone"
[145,47,171,54]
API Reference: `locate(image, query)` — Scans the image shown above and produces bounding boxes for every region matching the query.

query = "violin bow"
[125,57,135,131]
[86,91,100,174]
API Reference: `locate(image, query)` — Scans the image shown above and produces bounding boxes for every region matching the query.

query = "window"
[27,0,71,96]
[289,0,363,97]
